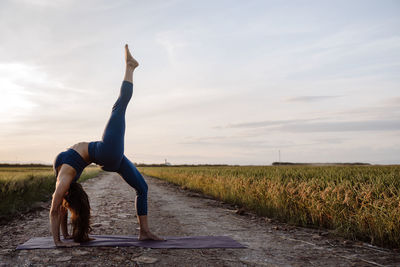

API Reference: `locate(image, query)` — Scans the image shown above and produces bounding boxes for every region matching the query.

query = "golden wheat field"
[138,165,400,248]
[0,165,101,218]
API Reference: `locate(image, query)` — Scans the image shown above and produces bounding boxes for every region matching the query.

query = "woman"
[50,44,163,247]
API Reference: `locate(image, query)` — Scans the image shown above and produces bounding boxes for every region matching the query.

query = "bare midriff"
[69,142,91,164]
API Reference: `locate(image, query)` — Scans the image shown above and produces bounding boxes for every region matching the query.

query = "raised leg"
[102,45,138,148]
[89,45,139,170]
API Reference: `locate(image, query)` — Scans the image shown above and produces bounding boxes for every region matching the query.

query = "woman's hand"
[55,240,80,247]
[63,234,73,240]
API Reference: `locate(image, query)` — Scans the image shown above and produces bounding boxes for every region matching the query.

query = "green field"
[0,165,101,219]
[138,165,400,248]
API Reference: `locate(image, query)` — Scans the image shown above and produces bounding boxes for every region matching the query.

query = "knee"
[137,180,148,196]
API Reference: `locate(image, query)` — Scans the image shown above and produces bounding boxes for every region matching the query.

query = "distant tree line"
[0,163,52,167]
[135,163,232,167]
[272,162,371,166]
[0,162,373,168]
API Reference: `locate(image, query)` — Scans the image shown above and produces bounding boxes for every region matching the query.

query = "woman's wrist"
[63,234,73,239]
[54,239,63,246]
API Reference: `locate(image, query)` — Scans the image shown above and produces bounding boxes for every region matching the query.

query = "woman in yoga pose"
[50,44,163,247]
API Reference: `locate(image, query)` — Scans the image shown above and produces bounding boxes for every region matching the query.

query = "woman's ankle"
[126,66,136,73]
[124,69,134,83]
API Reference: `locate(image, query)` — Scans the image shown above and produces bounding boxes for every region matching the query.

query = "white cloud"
[11,0,73,7]
[0,62,46,121]
[285,96,343,102]
[155,31,188,67]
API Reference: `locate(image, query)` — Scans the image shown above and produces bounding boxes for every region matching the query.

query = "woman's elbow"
[50,203,61,217]
[50,193,63,217]
[50,208,59,217]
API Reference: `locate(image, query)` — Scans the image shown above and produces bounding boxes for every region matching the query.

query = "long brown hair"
[62,182,92,242]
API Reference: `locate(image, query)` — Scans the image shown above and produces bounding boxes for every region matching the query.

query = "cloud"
[11,0,73,7]
[221,97,400,134]
[334,97,400,119]
[155,31,188,67]
[221,118,400,133]
[313,137,346,145]
[385,97,400,105]
[179,136,279,149]
[223,119,318,129]
[285,95,342,102]
[280,120,400,133]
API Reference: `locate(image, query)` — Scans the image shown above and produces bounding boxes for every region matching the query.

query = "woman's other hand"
[55,240,80,247]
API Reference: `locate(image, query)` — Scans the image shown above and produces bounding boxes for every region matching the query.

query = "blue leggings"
[88,81,148,215]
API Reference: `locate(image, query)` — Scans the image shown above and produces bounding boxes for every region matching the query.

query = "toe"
[126,46,133,57]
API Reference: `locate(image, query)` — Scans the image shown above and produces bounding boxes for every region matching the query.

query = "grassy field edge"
[0,166,102,220]
[139,165,400,249]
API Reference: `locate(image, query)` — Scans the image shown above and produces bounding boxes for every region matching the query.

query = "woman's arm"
[49,169,79,247]
[60,206,72,239]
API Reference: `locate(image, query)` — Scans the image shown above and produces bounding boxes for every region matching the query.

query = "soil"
[1,172,399,267]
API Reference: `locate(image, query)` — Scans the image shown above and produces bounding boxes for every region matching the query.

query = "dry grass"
[139,165,400,248]
[0,165,101,217]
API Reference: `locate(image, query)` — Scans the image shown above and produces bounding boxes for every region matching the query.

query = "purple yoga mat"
[16,235,247,250]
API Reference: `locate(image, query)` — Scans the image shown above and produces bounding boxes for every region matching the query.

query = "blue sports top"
[53,148,90,182]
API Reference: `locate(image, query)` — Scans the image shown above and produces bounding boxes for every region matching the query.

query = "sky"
[0,0,399,165]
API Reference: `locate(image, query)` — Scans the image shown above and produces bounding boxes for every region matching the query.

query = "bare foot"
[139,230,165,241]
[125,44,139,70]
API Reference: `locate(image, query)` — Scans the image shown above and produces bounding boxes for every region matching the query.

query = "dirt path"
[1,172,399,266]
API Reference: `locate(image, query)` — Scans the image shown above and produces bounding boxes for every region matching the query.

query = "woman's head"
[62,182,92,242]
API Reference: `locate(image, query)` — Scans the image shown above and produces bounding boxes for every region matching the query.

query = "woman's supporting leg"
[137,215,164,241]
[117,156,148,215]
[117,155,164,240]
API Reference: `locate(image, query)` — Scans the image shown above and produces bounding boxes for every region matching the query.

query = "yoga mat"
[16,235,247,250]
